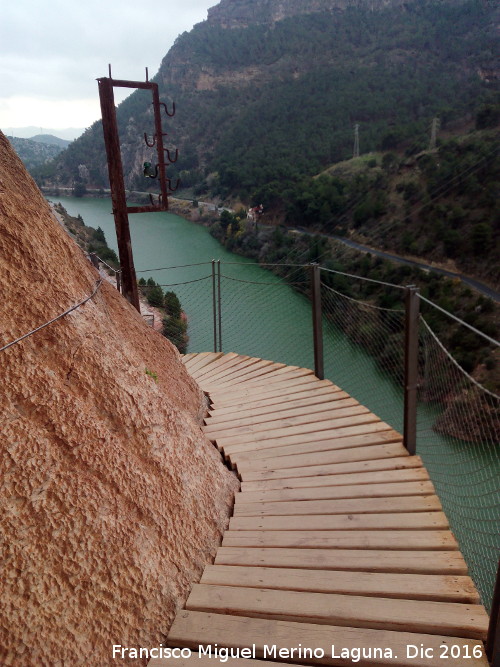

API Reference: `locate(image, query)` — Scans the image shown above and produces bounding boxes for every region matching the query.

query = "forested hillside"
[35,0,499,200]
[285,122,500,286]
[8,136,67,171]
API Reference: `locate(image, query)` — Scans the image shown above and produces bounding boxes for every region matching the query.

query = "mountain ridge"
[205,0,465,28]
[35,0,499,208]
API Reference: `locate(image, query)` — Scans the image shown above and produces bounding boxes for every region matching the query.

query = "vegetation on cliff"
[284,122,500,287]
[138,278,189,353]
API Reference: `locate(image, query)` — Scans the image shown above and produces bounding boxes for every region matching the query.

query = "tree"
[147,286,164,308]
[72,182,87,197]
[93,227,106,244]
[164,291,182,319]
[471,222,492,255]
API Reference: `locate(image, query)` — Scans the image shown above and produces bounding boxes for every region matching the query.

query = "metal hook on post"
[160,101,176,117]
[167,177,180,192]
[144,133,156,148]
[149,193,162,208]
[165,148,179,164]
[143,162,159,179]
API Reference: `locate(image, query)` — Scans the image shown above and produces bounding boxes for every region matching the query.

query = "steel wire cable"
[0,280,103,353]
[415,313,499,611]
[92,255,121,273]
[320,281,406,430]
[136,261,213,273]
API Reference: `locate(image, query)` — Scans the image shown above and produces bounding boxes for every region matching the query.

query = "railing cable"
[0,280,103,353]
[320,265,406,290]
[420,317,500,400]
[136,262,213,273]
[418,294,500,348]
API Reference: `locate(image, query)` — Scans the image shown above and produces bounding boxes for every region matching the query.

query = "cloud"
[0,0,217,130]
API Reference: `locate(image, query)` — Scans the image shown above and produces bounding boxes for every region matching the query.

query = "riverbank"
[42,185,223,225]
[49,201,168,335]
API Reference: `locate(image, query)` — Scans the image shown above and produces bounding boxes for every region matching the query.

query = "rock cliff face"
[0,131,239,665]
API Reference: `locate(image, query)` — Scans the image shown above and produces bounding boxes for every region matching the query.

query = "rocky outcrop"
[0,132,239,665]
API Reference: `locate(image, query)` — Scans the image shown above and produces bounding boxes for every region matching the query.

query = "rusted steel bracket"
[97,64,179,311]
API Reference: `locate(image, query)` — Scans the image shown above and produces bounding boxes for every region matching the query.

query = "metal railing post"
[487,558,500,665]
[217,260,222,353]
[404,285,420,455]
[211,260,217,353]
[89,252,99,269]
[310,263,324,380]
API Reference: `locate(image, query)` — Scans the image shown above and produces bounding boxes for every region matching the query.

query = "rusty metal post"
[89,252,99,269]
[487,558,500,665]
[217,260,222,353]
[151,83,169,210]
[310,263,324,380]
[212,260,217,353]
[97,77,140,312]
[116,271,122,293]
[404,285,420,455]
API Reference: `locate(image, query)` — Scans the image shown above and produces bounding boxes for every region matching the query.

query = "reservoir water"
[51,195,498,609]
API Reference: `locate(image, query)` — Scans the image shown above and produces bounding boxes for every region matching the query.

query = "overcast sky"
[0,0,217,137]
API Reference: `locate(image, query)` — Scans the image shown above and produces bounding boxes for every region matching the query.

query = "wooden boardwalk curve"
[151,353,489,667]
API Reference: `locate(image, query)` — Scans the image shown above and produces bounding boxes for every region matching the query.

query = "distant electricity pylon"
[429,117,440,150]
[353,124,360,158]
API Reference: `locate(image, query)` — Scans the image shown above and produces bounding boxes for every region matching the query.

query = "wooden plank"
[215,547,468,575]
[204,405,370,438]
[167,611,488,665]
[227,429,402,459]
[185,352,226,373]
[209,379,337,407]
[209,385,343,416]
[183,351,216,366]
[149,656,301,667]
[206,361,305,395]
[202,360,285,386]
[216,416,387,450]
[186,584,487,639]
[209,375,331,399]
[229,511,449,532]
[221,529,458,551]
[240,455,423,482]
[207,363,303,388]
[204,397,360,431]
[193,355,256,382]
[206,391,350,425]
[232,495,442,517]
[235,442,409,473]
[240,467,429,492]
[234,480,436,505]
[185,351,228,371]
[243,364,315,381]
[200,564,480,603]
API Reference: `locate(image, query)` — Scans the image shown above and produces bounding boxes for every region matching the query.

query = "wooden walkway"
[151,353,489,666]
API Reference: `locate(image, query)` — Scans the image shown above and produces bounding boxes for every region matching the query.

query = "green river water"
[52,195,498,609]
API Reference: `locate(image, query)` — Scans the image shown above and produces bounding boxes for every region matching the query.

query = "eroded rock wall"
[0,132,239,665]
